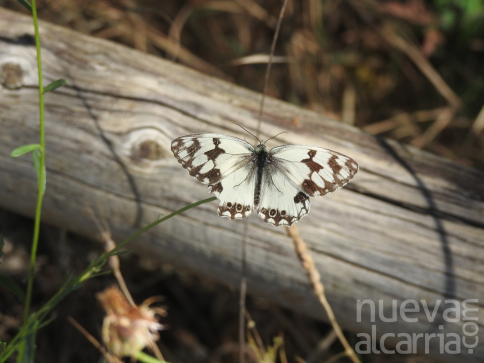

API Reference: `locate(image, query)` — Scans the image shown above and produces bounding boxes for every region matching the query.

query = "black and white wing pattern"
[256,164,310,226]
[171,133,358,227]
[256,145,358,226]
[171,133,257,220]
[269,145,358,197]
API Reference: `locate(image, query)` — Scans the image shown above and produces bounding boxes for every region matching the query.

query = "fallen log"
[0,8,483,362]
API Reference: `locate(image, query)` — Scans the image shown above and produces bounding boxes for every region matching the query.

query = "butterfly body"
[171,133,358,227]
[253,143,268,206]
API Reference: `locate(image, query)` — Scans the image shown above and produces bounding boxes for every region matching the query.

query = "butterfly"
[171,132,358,227]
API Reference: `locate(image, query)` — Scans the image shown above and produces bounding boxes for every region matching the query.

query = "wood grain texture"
[0,8,483,362]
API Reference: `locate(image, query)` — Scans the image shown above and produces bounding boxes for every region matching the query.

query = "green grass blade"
[34,313,57,331]
[43,79,67,93]
[20,0,48,357]
[110,250,131,256]
[136,351,169,363]
[86,270,113,279]
[10,144,41,158]
[17,0,32,12]
[21,322,37,363]
[32,150,46,195]
[109,196,217,253]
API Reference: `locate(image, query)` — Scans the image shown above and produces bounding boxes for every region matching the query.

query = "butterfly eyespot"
[269,209,277,217]
[227,202,232,208]
[236,204,243,212]
[261,208,267,213]
[280,210,286,216]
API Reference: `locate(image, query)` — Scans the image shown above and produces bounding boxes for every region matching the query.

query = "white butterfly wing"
[269,145,358,197]
[212,162,257,220]
[171,133,256,220]
[257,165,310,227]
[171,133,254,185]
[257,144,357,227]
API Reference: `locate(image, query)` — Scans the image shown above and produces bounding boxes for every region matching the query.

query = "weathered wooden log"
[0,8,483,362]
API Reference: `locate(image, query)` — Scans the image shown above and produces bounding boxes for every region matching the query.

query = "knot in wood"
[136,139,164,161]
[1,62,23,89]
[126,128,170,165]
[124,129,171,167]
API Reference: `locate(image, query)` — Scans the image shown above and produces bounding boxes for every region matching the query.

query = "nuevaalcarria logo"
[355,299,479,354]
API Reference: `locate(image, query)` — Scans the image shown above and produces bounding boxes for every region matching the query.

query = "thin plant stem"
[107,196,217,255]
[136,351,167,363]
[322,351,348,363]
[286,225,361,363]
[70,317,167,363]
[255,0,289,140]
[238,220,249,363]
[68,317,115,363]
[239,1,289,361]
[2,197,216,362]
[17,0,46,361]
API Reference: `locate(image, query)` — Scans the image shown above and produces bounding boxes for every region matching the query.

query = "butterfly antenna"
[264,131,288,144]
[231,121,262,144]
[255,0,289,140]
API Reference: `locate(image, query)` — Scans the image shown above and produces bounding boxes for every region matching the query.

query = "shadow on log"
[0,8,483,362]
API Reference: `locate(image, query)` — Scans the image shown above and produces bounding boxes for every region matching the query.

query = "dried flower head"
[97,285,166,358]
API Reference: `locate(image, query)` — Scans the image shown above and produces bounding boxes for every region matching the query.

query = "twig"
[342,83,356,125]
[256,0,289,139]
[68,317,120,363]
[461,103,484,157]
[245,309,265,355]
[306,330,338,363]
[123,0,148,52]
[322,351,349,363]
[149,341,166,363]
[86,205,135,306]
[363,107,447,134]
[471,103,484,137]
[286,225,361,363]
[168,4,193,62]
[105,237,136,306]
[86,207,165,362]
[382,25,462,110]
[235,0,278,28]
[239,220,249,363]
[411,107,454,148]
[146,24,229,79]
